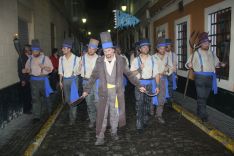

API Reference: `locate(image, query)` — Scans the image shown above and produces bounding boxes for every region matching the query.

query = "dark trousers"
[63,78,78,122]
[135,84,152,129]
[49,71,59,91]
[19,81,32,113]
[31,80,52,119]
[167,74,174,102]
[194,74,212,119]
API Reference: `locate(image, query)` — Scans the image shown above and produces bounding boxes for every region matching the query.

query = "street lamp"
[107,29,111,33]
[121,5,127,12]
[82,18,87,23]
[88,31,91,35]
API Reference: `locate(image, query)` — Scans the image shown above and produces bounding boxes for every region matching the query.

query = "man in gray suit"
[83,32,146,145]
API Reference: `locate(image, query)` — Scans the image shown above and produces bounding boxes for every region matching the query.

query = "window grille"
[209,7,231,80]
[176,21,187,70]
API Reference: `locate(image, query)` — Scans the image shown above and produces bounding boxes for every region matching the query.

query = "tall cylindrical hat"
[31,39,41,51]
[139,39,150,47]
[100,32,113,49]
[62,38,73,49]
[197,32,211,45]
[88,38,99,49]
[156,37,167,48]
[165,38,173,46]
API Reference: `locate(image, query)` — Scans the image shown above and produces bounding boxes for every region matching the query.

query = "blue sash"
[30,76,53,97]
[161,76,170,98]
[64,76,79,103]
[140,79,158,105]
[194,72,217,94]
[61,55,79,103]
[196,50,217,94]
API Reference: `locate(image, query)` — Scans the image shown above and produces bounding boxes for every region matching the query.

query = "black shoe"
[137,129,143,134]
[32,118,40,124]
[111,133,119,141]
[201,117,208,122]
[143,123,148,128]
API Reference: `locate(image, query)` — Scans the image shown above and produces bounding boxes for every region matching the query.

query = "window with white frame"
[208,7,231,80]
[175,15,190,71]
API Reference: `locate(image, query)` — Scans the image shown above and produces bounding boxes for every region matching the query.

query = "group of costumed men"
[22,31,224,146]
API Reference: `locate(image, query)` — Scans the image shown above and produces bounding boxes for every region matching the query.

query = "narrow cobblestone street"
[1,0,234,156]
[34,88,232,156]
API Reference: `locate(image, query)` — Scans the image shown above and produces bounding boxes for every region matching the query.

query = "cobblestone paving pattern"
[35,87,232,156]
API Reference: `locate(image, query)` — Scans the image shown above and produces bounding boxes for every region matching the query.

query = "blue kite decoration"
[113,10,140,29]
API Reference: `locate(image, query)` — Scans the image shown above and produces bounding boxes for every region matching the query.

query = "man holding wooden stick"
[185,32,225,122]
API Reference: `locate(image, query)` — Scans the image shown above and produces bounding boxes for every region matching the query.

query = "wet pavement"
[0,92,60,156]
[34,88,232,156]
[0,114,47,155]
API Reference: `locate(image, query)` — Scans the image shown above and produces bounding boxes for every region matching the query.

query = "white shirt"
[80,53,98,78]
[130,54,159,79]
[185,49,220,72]
[58,53,81,77]
[25,54,53,76]
[166,51,178,67]
[104,55,116,75]
[153,53,168,74]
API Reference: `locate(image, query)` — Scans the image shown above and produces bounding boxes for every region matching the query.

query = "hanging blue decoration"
[113,10,140,29]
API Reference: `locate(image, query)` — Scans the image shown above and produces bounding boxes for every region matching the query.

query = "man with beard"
[80,38,99,128]
[23,39,53,122]
[131,39,160,133]
[153,39,170,124]
[59,38,81,125]
[185,32,224,122]
[82,32,146,145]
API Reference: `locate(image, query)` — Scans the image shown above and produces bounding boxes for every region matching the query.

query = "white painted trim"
[205,0,234,92]
[151,0,194,23]
[174,15,191,78]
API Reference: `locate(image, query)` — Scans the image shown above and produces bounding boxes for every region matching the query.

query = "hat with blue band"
[165,38,173,46]
[31,39,41,51]
[62,38,73,49]
[88,38,99,49]
[139,39,150,47]
[156,38,167,48]
[100,32,114,49]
